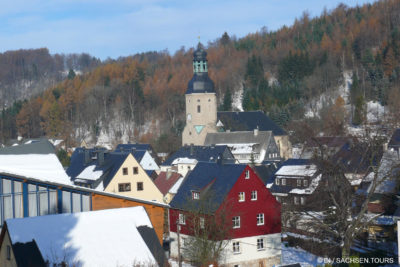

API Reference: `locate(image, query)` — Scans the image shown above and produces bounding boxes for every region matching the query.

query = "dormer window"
[192,191,200,200]
[282,178,286,186]
[297,179,301,186]
[304,180,308,187]
[276,179,280,185]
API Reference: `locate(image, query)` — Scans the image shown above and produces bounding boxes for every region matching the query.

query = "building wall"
[0,230,17,267]
[104,154,164,203]
[169,232,281,267]
[169,165,281,238]
[182,93,217,146]
[275,135,292,160]
[91,193,165,243]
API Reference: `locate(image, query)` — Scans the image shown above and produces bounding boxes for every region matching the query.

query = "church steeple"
[182,43,217,146]
[186,43,215,94]
[193,43,208,73]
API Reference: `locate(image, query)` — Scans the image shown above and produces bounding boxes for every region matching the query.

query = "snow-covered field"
[281,243,321,267]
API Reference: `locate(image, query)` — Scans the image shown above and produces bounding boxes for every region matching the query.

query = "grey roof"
[0,139,55,155]
[162,145,235,166]
[186,73,215,94]
[204,131,273,154]
[217,111,286,136]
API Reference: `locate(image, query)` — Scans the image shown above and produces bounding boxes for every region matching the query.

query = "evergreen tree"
[67,68,76,80]
[222,88,232,111]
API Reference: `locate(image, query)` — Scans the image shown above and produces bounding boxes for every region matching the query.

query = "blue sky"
[0,0,375,60]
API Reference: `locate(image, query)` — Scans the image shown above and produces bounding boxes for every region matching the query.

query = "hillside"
[1,0,400,152]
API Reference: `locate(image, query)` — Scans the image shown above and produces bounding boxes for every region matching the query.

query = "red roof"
[154,171,182,195]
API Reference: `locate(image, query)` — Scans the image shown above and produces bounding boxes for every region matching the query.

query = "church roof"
[217,111,286,136]
[186,73,215,94]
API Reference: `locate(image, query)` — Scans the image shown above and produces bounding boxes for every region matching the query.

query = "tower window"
[197,105,201,113]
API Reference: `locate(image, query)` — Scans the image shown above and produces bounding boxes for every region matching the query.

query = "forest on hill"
[1,0,400,152]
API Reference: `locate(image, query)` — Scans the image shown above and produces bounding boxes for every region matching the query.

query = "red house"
[169,162,281,267]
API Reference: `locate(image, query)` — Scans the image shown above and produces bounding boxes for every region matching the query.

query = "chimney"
[98,151,105,166]
[383,142,388,152]
[254,126,259,136]
[84,149,90,165]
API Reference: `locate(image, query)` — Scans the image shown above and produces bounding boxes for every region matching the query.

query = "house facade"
[204,130,280,164]
[68,149,164,203]
[169,162,281,267]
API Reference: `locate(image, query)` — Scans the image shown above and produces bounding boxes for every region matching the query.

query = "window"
[301,197,306,205]
[276,179,280,185]
[281,179,286,186]
[303,180,308,187]
[245,170,250,179]
[294,196,299,205]
[133,167,138,174]
[297,179,301,186]
[232,241,240,254]
[257,238,265,250]
[192,191,200,200]
[6,245,10,260]
[122,168,128,175]
[251,190,257,201]
[179,213,186,225]
[197,105,201,113]
[238,192,245,202]
[118,183,131,192]
[257,213,264,225]
[200,217,205,229]
[276,196,281,203]
[232,216,240,228]
[137,182,143,191]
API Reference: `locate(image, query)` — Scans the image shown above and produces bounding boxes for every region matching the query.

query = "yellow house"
[69,149,164,203]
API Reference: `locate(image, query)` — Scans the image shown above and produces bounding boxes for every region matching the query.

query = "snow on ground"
[169,259,195,267]
[0,154,72,185]
[366,101,386,123]
[305,70,352,119]
[232,84,244,111]
[281,243,321,267]
[7,207,157,267]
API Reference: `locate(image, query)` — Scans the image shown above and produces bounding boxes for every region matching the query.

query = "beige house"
[69,149,164,203]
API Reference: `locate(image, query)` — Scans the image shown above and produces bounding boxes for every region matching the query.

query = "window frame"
[136,182,143,191]
[232,241,241,254]
[118,183,131,192]
[301,196,306,205]
[257,238,265,250]
[133,167,139,174]
[251,190,257,201]
[192,191,200,200]
[294,196,300,205]
[257,213,265,226]
[179,213,186,225]
[238,192,245,202]
[303,179,309,187]
[232,216,240,228]
[281,178,286,186]
[245,170,250,179]
[297,179,302,186]
[122,167,128,175]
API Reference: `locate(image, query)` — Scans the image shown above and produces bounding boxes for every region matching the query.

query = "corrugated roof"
[169,162,246,213]
[217,111,286,136]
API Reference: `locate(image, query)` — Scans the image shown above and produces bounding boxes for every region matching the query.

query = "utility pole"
[177,220,182,267]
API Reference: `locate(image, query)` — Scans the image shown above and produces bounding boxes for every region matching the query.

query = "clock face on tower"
[187,114,192,122]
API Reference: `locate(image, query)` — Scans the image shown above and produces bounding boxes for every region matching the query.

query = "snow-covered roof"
[6,207,159,267]
[275,164,317,177]
[290,174,322,195]
[169,177,184,194]
[76,165,103,181]
[172,157,198,165]
[0,154,72,185]
[223,143,257,154]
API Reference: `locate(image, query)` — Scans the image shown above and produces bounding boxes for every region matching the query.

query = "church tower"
[182,43,217,146]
